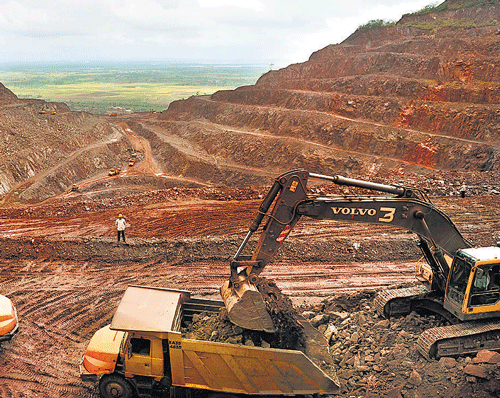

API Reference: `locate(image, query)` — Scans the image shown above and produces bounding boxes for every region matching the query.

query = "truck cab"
[81,286,187,397]
[444,246,500,321]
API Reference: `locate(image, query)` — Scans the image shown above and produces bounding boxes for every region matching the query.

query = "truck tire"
[99,374,134,398]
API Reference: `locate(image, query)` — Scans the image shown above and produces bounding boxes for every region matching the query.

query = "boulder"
[350,331,360,344]
[384,388,403,398]
[407,369,422,386]
[464,364,490,379]
[473,350,500,364]
[310,313,329,327]
[324,324,339,342]
[376,319,390,328]
[439,356,457,369]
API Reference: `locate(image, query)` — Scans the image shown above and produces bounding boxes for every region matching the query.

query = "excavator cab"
[444,247,500,321]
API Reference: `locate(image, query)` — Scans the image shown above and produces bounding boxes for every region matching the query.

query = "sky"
[0,0,437,68]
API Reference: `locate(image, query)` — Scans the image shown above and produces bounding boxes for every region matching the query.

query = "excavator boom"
[221,169,471,331]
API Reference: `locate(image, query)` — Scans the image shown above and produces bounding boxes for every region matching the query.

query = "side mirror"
[128,342,133,359]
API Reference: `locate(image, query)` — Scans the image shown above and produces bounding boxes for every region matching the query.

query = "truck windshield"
[447,257,471,304]
[119,332,128,355]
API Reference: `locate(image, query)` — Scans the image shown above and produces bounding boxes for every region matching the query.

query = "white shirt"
[115,218,127,231]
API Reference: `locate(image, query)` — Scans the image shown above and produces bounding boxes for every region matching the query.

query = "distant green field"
[0,62,269,114]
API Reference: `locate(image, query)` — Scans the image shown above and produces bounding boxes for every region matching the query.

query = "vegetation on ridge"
[356,1,498,33]
[402,17,497,30]
[356,19,396,31]
[410,0,499,16]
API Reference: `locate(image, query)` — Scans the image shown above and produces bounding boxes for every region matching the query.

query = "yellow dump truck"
[81,286,340,398]
[108,168,121,176]
[0,294,18,342]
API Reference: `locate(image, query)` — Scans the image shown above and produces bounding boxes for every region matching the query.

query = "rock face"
[0,83,19,105]
[158,0,500,179]
[0,0,499,205]
[0,99,131,202]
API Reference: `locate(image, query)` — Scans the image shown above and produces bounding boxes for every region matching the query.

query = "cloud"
[0,0,437,65]
[198,0,264,11]
[0,1,51,32]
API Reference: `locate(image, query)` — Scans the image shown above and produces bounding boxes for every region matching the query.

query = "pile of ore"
[182,277,305,350]
[300,289,500,397]
[254,276,305,349]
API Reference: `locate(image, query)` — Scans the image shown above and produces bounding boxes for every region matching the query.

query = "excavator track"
[373,285,432,318]
[375,286,500,359]
[417,321,500,359]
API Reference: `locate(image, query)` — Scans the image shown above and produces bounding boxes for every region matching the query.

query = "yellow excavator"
[220,169,500,359]
[0,294,18,342]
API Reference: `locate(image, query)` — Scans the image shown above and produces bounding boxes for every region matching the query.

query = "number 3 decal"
[378,207,396,223]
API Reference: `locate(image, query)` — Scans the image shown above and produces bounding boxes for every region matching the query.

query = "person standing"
[115,214,127,243]
[459,183,467,198]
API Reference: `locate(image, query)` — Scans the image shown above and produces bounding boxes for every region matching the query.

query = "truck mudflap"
[0,295,18,341]
[81,325,125,377]
[417,321,500,359]
[173,338,340,395]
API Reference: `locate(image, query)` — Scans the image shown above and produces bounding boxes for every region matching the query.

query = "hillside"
[159,0,500,181]
[0,0,500,204]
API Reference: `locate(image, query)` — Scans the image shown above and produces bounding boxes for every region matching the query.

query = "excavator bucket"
[220,279,275,333]
[221,275,338,374]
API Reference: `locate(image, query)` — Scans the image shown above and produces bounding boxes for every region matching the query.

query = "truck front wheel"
[99,374,134,398]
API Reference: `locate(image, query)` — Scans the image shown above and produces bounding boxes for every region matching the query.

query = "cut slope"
[1,0,499,205]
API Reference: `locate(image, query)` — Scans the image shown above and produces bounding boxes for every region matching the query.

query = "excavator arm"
[221,169,471,331]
